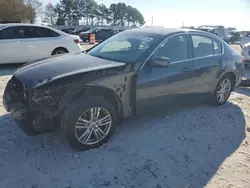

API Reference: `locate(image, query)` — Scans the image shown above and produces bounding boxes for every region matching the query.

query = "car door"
[21,26,57,62]
[136,34,194,111]
[0,26,29,64]
[190,34,223,94]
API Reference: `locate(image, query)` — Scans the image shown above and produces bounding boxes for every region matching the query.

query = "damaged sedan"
[3,28,244,151]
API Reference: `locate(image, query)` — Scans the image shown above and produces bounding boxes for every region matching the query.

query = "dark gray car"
[3,28,244,151]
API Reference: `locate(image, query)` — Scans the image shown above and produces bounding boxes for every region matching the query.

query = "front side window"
[0,27,21,39]
[87,32,162,63]
[153,34,189,62]
[191,35,213,58]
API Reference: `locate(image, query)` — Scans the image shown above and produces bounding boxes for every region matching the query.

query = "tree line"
[0,0,42,24]
[0,0,145,27]
[44,0,145,27]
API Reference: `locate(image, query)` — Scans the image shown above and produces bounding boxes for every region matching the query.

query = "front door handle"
[182,67,190,72]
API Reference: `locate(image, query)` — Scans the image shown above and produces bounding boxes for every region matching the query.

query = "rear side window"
[191,35,213,58]
[23,27,40,38]
[37,27,60,37]
[213,38,222,54]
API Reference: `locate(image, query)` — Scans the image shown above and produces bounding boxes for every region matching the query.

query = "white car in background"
[240,32,250,67]
[0,23,82,64]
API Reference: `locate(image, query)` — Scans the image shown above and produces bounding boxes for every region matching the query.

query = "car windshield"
[87,31,162,63]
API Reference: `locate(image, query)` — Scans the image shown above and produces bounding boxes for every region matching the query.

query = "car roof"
[0,23,68,35]
[0,23,57,31]
[125,27,209,36]
[0,23,44,27]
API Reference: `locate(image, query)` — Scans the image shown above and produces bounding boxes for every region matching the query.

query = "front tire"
[212,75,233,106]
[64,96,117,151]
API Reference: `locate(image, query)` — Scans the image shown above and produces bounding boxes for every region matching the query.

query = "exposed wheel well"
[224,72,236,90]
[83,86,123,117]
[51,47,69,55]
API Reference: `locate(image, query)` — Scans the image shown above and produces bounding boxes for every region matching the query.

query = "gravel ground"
[0,45,250,188]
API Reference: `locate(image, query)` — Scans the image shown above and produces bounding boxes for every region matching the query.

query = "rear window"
[213,38,222,54]
[37,27,60,37]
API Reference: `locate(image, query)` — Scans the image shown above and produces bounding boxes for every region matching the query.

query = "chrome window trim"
[140,31,224,70]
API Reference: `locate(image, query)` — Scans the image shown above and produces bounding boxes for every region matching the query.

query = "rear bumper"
[3,78,56,136]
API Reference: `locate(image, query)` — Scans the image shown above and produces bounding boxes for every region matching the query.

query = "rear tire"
[211,75,233,106]
[64,96,118,151]
[52,48,68,56]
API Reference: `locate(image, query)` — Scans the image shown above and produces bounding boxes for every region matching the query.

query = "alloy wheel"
[74,107,112,145]
[216,78,231,103]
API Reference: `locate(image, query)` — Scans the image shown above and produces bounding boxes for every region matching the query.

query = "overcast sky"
[42,0,250,30]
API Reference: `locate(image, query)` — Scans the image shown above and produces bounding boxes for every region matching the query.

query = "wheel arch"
[213,71,237,92]
[82,85,123,118]
[51,47,69,55]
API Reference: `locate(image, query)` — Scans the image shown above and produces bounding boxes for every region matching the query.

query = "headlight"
[32,86,61,106]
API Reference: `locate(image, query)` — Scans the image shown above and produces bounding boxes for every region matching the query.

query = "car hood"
[14,53,125,88]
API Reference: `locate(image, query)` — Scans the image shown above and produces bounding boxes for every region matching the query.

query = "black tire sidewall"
[212,75,233,106]
[52,48,68,55]
[64,96,117,151]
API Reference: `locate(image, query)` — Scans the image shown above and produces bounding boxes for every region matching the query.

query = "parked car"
[79,27,117,42]
[3,28,244,151]
[71,27,90,35]
[196,25,229,42]
[0,23,82,64]
[241,42,250,67]
[240,31,250,48]
[60,28,75,34]
[227,30,241,44]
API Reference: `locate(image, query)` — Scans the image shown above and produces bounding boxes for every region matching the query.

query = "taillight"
[74,39,80,44]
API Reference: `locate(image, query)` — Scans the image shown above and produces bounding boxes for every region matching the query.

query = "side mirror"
[150,56,170,67]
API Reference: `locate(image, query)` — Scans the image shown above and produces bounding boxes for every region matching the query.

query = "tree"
[51,0,145,27]
[109,3,118,26]
[44,3,56,25]
[131,8,145,26]
[116,3,126,26]
[98,4,108,25]
[125,5,133,27]
[24,0,42,23]
[54,3,65,25]
[59,0,81,25]
[0,0,26,22]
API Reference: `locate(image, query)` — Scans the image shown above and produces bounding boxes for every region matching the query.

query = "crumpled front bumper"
[3,77,56,136]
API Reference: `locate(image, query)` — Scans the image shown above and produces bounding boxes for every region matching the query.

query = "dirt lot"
[0,45,250,188]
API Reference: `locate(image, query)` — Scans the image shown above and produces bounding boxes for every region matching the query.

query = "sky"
[42,0,250,30]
